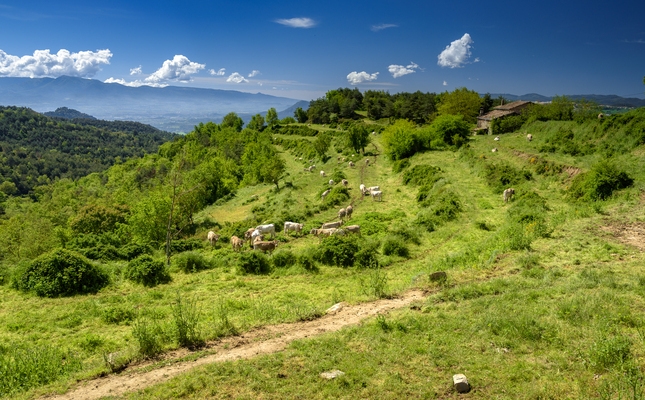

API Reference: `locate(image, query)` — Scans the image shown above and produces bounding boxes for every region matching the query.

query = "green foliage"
[324,186,350,206]
[297,250,319,272]
[489,114,525,135]
[132,313,164,358]
[171,292,203,348]
[316,235,359,268]
[589,335,633,372]
[402,164,442,186]
[346,123,371,154]
[415,188,462,232]
[101,305,135,325]
[220,112,244,132]
[313,132,332,158]
[273,125,319,136]
[272,250,297,268]
[247,114,265,131]
[483,161,532,193]
[429,114,471,148]
[173,251,215,273]
[437,87,482,124]
[0,344,82,397]
[524,96,574,123]
[382,119,419,160]
[237,252,273,275]
[169,238,204,254]
[13,249,108,297]
[354,239,380,269]
[568,160,633,201]
[360,266,390,299]
[294,107,308,123]
[381,236,410,257]
[125,255,171,287]
[364,90,436,123]
[391,158,410,173]
[265,108,279,127]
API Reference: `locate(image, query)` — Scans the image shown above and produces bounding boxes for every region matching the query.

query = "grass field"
[3,118,645,399]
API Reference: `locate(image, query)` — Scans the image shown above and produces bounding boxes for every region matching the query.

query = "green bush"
[13,249,108,297]
[297,249,319,272]
[568,160,633,201]
[118,242,153,260]
[237,252,273,275]
[169,238,204,254]
[125,255,171,287]
[324,186,350,206]
[272,250,297,268]
[101,305,135,325]
[402,164,442,186]
[173,251,215,273]
[354,240,381,269]
[392,158,410,173]
[483,161,532,192]
[382,236,410,258]
[316,235,360,268]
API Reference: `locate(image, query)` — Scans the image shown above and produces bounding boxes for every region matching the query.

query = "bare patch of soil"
[600,221,645,251]
[44,290,426,400]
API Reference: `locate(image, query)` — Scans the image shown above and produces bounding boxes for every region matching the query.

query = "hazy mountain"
[487,93,645,107]
[0,76,303,132]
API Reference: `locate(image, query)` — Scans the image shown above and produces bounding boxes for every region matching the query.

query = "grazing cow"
[345,225,361,235]
[367,186,380,192]
[338,207,347,220]
[365,159,370,166]
[492,148,498,152]
[230,236,244,252]
[494,136,500,141]
[371,190,383,201]
[527,134,533,141]
[359,184,366,193]
[312,228,337,237]
[244,228,256,241]
[207,231,220,247]
[321,221,343,229]
[503,188,515,203]
[342,179,348,187]
[321,188,331,201]
[349,161,355,167]
[250,229,263,248]
[308,165,315,172]
[255,223,276,239]
[284,221,304,235]
[253,240,279,254]
[329,179,334,186]
[345,205,353,219]
[332,228,347,236]
[320,170,326,177]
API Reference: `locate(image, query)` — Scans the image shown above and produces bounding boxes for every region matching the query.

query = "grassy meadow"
[2,110,645,399]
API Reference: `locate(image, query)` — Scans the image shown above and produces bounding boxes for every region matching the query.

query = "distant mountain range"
[487,93,645,108]
[0,76,303,132]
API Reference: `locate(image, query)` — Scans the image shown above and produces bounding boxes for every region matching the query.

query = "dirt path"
[45,290,427,400]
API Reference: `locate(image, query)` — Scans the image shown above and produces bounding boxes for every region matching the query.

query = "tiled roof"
[494,100,532,111]
[477,109,515,121]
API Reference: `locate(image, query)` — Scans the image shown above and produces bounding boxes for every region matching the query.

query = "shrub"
[118,242,153,260]
[272,250,297,268]
[354,239,381,269]
[429,114,471,148]
[132,314,164,358]
[69,204,129,235]
[101,305,135,325]
[402,165,442,186]
[297,249,319,272]
[392,158,410,173]
[125,255,171,287]
[330,170,347,183]
[173,251,215,273]
[324,186,350,206]
[171,292,203,348]
[169,238,204,254]
[316,235,359,268]
[382,119,419,160]
[237,252,272,275]
[80,245,121,261]
[13,249,108,297]
[382,236,410,257]
[568,160,633,201]
[483,161,532,192]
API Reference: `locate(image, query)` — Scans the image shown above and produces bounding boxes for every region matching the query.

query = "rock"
[320,370,345,379]
[453,374,471,393]
[429,271,447,282]
[325,302,345,315]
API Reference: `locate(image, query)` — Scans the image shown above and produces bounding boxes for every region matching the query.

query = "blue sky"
[0,0,644,101]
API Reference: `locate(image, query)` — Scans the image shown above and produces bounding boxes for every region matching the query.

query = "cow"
[371,190,383,201]
[253,240,279,254]
[345,225,361,235]
[329,179,334,186]
[349,161,355,168]
[244,228,256,242]
[527,134,533,141]
[321,188,331,201]
[494,136,500,141]
[308,165,315,172]
[342,179,348,187]
[250,229,263,248]
[284,221,304,235]
[230,236,244,252]
[207,231,220,247]
[255,223,276,239]
[338,208,347,220]
[492,148,498,152]
[321,221,343,229]
[312,228,337,237]
[367,186,380,193]
[320,170,326,177]
[345,205,353,219]
[359,183,366,193]
[503,188,515,203]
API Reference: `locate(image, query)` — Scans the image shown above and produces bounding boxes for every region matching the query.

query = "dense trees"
[437,87,482,124]
[220,112,244,132]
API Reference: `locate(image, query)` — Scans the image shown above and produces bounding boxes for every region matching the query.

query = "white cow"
[284,221,304,235]
[527,134,533,141]
[342,179,348,187]
[329,179,334,186]
[503,188,515,203]
[207,231,220,247]
[255,223,276,239]
[349,161,355,168]
[371,190,383,201]
[321,189,331,201]
[492,148,498,152]
[367,186,380,192]
[320,170,326,177]
[344,225,361,235]
[345,205,353,219]
[494,136,500,141]
[321,221,343,229]
[338,208,347,220]
[359,183,366,193]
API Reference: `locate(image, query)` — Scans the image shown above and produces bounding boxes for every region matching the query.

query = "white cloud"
[209,68,225,76]
[226,72,248,83]
[437,33,474,68]
[275,17,316,28]
[346,71,379,85]
[104,77,167,88]
[443,81,448,86]
[388,62,420,78]
[145,55,204,84]
[248,70,260,78]
[371,23,397,32]
[130,65,142,75]
[0,48,112,78]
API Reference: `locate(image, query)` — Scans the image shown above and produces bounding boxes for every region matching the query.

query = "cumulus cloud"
[388,62,420,78]
[371,23,397,32]
[145,55,204,84]
[248,70,260,78]
[437,33,474,68]
[104,77,167,88]
[226,72,248,83]
[443,81,448,86]
[209,68,226,76]
[130,65,142,75]
[275,17,316,28]
[0,48,112,78]
[346,71,379,85]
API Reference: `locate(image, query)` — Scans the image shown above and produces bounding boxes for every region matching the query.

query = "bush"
[118,242,153,260]
[324,186,350,206]
[568,160,633,201]
[13,249,108,297]
[392,158,410,173]
[237,252,272,274]
[483,161,532,192]
[173,251,215,273]
[382,236,410,257]
[272,250,297,268]
[382,120,419,160]
[125,255,171,287]
[402,165,442,186]
[316,235,360,268]
[169,238,204,254]
[297,249,319,272]
[354,239,381,269]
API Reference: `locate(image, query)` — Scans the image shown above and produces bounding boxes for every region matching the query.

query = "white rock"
[320,370,345,379]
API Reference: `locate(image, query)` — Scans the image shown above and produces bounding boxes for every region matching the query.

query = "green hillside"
[1,95,645,399]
